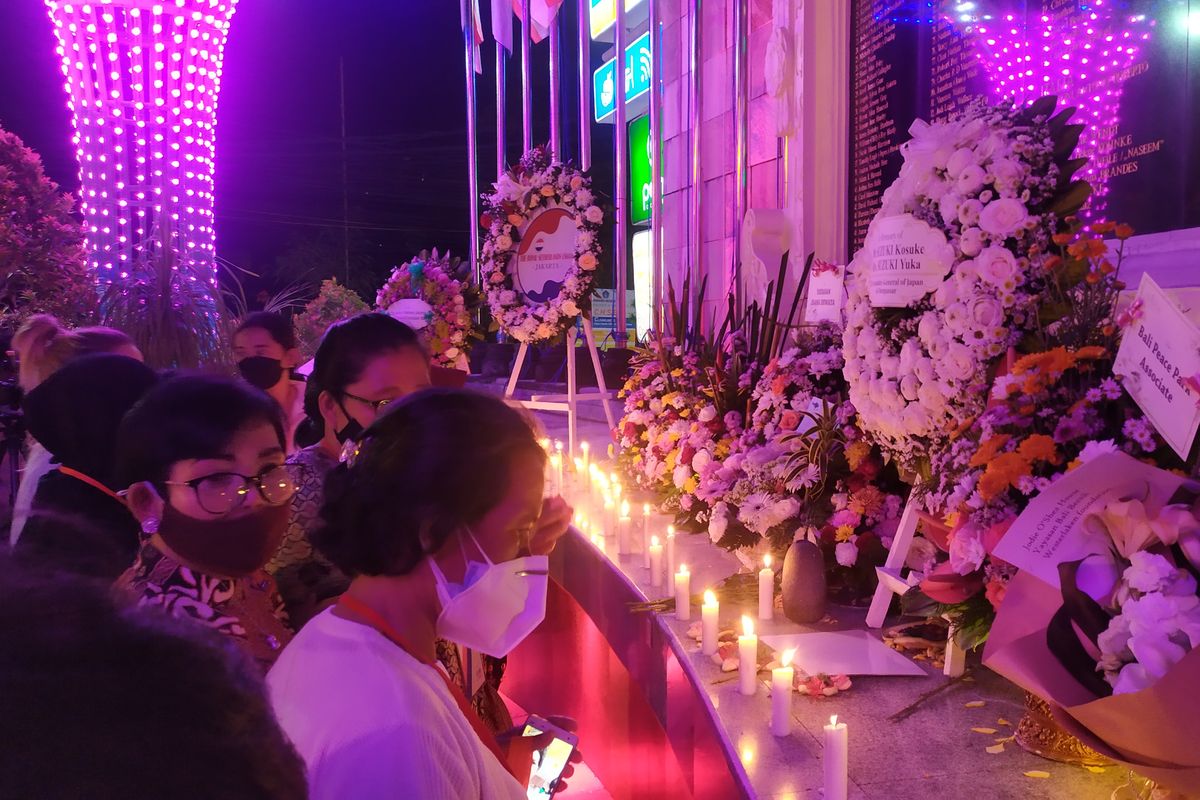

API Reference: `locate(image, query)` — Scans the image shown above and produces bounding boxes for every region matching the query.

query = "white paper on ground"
[759,629,926,676]
[991,451,1189,589]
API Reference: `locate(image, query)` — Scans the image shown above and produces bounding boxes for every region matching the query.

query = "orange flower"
[1067,239,1107,259]
[1115,224,1135,240]
[1074,346,1107,361]
[1051,232,1072,246]
[1017,434,1059,465]
[978,452,1033,500]
[969,434,1012,469]
[1043,254,1063,272]
[1090,221,1116,235]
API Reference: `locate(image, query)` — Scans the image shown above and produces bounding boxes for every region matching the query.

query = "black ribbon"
[1046,559,1114,698]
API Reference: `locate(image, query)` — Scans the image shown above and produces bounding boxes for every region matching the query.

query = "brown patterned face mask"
[158,501,289,578]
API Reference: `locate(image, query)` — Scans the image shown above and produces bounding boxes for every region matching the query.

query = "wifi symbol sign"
[624,33,653,100]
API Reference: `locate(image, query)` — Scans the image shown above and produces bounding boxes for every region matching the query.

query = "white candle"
[642,517,654,568]
[548,453,563,498]
[666,525,676,579]
[738,616,758,696]
[701,590,719,655]
[649,535,663,587]
[823,715,848,800]
[554,441,564,491]
[604,498,621,550]
[770,648,796,737]
[674,564,691,621]
[758,554,774,621]
[617,500,631,554]
[580,440,590,472]
[640,503,651,547]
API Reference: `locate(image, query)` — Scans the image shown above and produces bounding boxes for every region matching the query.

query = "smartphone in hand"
[521,715,579,799]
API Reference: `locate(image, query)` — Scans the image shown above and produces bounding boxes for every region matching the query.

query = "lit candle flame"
[763,554,772,569]
[667,524,676,537]
[620,499,630,517]
[539,437,551,451]
[704,589,717,606]
[679,563,688,575]
[555,440,563,452]
[580,441,590,454]
[573,458,584,472]
[830,714,838,726]
[651,535,660,547]
[742,615,754,637]
[643,502,651,515]
[782,648,796,668]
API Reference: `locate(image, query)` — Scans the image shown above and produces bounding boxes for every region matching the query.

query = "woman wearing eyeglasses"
[115,375,299,672]
[272,313,430,629]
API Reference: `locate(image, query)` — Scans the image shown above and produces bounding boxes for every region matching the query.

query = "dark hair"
[235,311,297,351]
[294,312,424,448]
[0,558,308,799]
[116,375,286,489]
[313,389,544,577]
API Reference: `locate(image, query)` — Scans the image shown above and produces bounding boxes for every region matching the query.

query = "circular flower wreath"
[481,145,603,344]
[376,249,477,369]
[843,96,1089,478]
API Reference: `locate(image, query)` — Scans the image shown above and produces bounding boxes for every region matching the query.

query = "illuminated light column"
[955,3,1150,220]
[44,0,238,293]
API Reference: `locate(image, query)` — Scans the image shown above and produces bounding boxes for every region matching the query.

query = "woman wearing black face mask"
[116,375,298,672]
[271,313,430,629]
[232,311,305,453]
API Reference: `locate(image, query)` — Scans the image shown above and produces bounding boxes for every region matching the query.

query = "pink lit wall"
[44,0,237,292]
[657,0,784,317]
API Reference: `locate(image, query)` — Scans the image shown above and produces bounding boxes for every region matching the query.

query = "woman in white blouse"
[267,388,578,799]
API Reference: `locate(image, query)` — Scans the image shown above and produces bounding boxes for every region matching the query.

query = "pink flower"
[779,410,800,431]
[984,577,1007,610]
[919,561,984,604]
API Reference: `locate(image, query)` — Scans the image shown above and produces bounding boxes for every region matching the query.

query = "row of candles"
[541,439,849,799]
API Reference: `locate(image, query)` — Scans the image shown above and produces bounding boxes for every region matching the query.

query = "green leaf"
[1026,95,1058,120]
[1048,180,1092,217]
[1053,124,1085,159]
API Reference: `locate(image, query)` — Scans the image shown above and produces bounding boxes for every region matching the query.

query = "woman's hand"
[497,715,582,792]
[528,496,574,556]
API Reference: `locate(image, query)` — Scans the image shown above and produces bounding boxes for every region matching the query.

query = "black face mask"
[334,400,364,445]
[238,356,284,390]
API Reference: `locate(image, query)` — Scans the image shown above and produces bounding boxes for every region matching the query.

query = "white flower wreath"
[481,146,603,344]
[843,97,1088,477]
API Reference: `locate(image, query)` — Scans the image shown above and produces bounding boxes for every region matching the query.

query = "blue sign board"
[592,32,651,123]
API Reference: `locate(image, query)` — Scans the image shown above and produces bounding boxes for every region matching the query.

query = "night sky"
[0,0,608,301]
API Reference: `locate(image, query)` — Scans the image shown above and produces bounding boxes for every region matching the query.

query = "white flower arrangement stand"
[503,316,617,458]
[865,488,967,678]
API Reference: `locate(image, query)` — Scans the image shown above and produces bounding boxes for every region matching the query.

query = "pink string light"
[44,0,238,303]
[951,1,1151,221]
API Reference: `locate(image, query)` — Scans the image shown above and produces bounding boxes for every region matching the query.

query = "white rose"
[914,357,935,383]
[975,246,1019,287]
[901,402,931,434]
[673,464,691,489]
[942,342,975,381]
[561,299,581,317]
[946,147,976,177]
[943,303,969,334]
[585,205,604,224]
[698,405,717,422]
[959,226,985,257]
[835,540,859,568]
[692,449,712,474]
[575,189,593,206]
[898,338,921,372]
[499,290,517,305]
[989,158,1023,190]
[969,296,1004,330]
[978,198,1028,238]
[899,374,920,401]
[956,164,987,195]
[917,382,947,412]
[957,198,984,227]
[949,523,987,574]
[496,234,513,251]
[939,192,964,226]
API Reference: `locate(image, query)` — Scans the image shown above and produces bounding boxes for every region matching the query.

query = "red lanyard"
[57,466,125,504]
[335,594,518,781]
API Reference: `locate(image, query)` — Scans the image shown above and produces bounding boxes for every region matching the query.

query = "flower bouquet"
[843,95,1090,479]
[902,222,1180,649]
[376,249,480,370]
[982,453,1200,794]
[294,278,370,362]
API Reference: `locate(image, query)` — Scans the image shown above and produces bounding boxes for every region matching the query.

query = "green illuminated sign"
[628,115,651,225]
